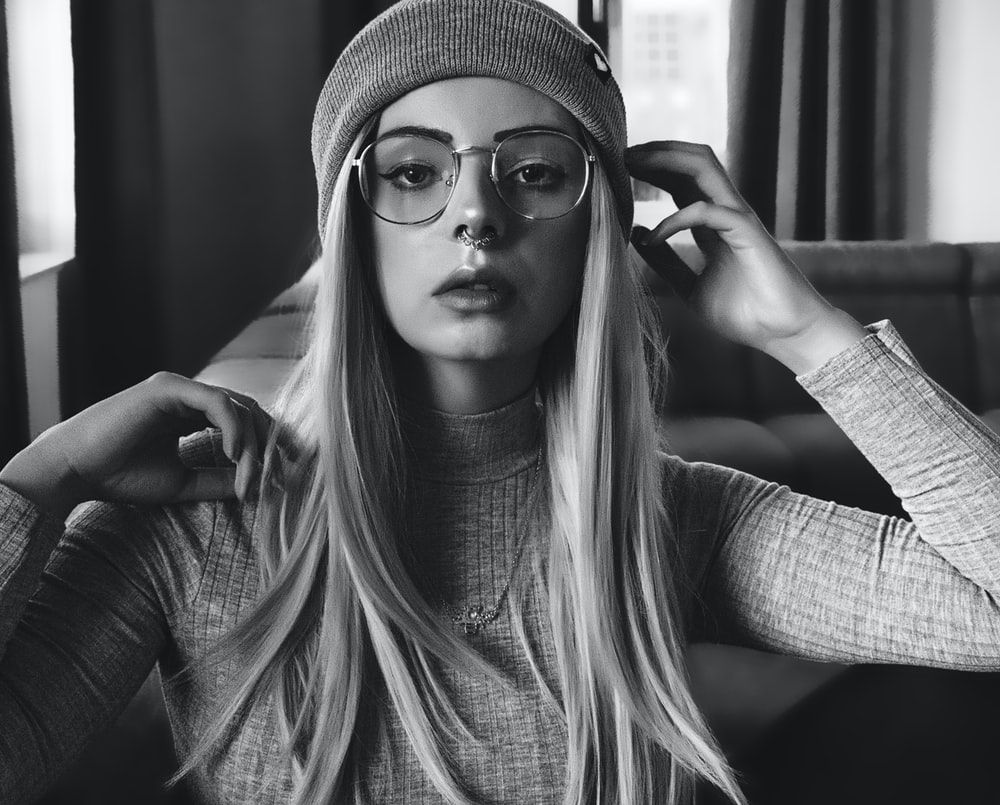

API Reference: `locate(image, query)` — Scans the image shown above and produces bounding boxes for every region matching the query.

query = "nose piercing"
[457,226,497,251]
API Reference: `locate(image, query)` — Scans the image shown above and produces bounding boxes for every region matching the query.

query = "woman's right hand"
[0,372,275,520]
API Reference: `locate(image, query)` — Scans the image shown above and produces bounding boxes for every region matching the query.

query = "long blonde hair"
[170,121,746,805]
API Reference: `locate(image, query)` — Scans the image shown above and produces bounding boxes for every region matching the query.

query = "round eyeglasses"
[352,130,597,225]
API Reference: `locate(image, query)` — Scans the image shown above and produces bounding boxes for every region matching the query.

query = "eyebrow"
[378,123,575,144]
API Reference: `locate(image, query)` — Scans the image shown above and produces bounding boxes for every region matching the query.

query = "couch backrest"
[201,241,1000,418]
[968,243,1000,410]
[649,241,999,419]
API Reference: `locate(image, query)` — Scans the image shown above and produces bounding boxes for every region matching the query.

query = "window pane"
[7,0,76,269]
[539,0,578,24]
[613,0,730,226]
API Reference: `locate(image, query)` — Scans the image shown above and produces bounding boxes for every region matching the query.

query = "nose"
[445,149,506,243]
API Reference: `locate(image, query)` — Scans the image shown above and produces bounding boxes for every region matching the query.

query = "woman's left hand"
[625,140,867,375]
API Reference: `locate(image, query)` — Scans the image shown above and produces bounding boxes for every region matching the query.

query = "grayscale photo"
[2,1,999,803]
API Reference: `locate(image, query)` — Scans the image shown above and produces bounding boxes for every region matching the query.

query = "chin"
[418,321,524,360]
[435,341,520,363]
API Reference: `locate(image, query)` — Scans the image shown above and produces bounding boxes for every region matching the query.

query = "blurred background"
[4,0,999,444]
[3,1,1000,803]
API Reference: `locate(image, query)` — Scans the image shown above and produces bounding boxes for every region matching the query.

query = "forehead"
[375,77,579,142]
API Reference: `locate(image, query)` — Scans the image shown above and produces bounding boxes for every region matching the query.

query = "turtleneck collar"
[398,386,543,483]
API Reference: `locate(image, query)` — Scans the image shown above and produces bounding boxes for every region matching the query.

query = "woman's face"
[367,77,590,370]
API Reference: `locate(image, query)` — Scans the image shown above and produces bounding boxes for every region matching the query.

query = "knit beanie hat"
[311,0,631,238]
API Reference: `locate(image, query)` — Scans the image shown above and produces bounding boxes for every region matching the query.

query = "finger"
[218,388,299,468]
[643,201,748,245]
[147,374,246,465]
[230,395,275,502]
[630,226,699,300]
[172,467,238,502]
[231,396,269,496]
[223,391,272,453]
[625,142,745,210]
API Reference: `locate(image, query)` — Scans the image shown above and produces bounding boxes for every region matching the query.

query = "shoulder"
[657,449,781,514]
[656,449,784,591]
[62,428,260,619]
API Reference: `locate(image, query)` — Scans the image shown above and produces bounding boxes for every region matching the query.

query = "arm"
[626,141,1000,668]
[0,373,271,802]
[0,490,65,655]
[0,487,171,802]
[674,320,1000,668]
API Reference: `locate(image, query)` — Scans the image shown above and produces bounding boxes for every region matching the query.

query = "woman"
[2,1,999,803]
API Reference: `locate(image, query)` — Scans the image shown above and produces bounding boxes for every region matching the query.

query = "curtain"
[62,0,161,417]
[728,0,907,240]
[62,0,390,417]
[0,4,30,466]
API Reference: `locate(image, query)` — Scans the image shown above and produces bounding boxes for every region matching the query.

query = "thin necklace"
[417,443,545,636]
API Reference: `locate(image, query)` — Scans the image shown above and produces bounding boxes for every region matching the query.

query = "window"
[7,0,74,436]
[540,0,730,234]
[8,0,76,278]
[540,0,578,23]
[612,0,730,229]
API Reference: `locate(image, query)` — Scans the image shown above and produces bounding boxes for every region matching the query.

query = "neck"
[390,340,540,414]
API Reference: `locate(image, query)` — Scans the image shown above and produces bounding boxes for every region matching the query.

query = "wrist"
[0,444,86,522]
[763,307,868,376]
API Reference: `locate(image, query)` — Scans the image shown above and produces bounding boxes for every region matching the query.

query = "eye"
[379,162,439,190]
[506,161,566,189]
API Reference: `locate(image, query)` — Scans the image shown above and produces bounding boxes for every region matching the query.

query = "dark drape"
[728,0,907,240]
[63,0,161,418]
[0,4,30,465]
[62,0,390,417]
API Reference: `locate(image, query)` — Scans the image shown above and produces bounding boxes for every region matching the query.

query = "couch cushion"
[211,311,309,362]
[265,265,319,312]
[967,242,1000,410]
[655,292,763,419]
[196,356,298,409]
[763,413,901,517]
[664,416,798,487]
[980,408,1000,436]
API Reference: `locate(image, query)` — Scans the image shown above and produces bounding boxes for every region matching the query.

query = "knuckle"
[146,370,178,387]
[217,389,239,411]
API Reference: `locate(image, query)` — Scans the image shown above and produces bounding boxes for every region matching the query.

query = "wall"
[927,0,1000,242]
[21,263,61,437]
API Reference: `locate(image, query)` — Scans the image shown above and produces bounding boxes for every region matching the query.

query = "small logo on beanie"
[586,44,612,84]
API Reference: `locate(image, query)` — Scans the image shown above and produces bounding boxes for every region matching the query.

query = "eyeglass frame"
[351,128,598,226]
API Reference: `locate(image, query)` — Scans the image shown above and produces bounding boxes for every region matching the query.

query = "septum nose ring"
[457,226,497,251]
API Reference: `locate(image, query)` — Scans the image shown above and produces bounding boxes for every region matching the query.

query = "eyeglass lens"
[358,132,589,224]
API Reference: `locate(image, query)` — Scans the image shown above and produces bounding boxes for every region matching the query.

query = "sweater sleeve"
[0,431,223,803]
[674,320,1000,669]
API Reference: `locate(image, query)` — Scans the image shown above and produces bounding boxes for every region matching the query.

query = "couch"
[41,241,1000,803]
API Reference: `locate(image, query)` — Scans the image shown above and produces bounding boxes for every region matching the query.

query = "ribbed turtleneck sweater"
[356,388,568,803]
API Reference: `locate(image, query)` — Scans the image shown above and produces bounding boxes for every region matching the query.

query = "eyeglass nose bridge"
[442,145,500,191]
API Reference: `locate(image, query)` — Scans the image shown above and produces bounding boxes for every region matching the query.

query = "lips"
[433,266,515,297]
